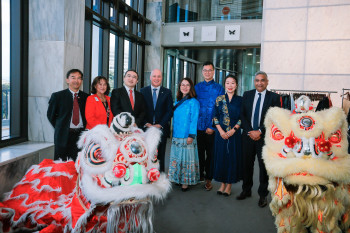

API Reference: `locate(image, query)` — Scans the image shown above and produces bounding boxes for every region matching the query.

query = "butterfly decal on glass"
[183,32,190,36]
[229,30,235,35]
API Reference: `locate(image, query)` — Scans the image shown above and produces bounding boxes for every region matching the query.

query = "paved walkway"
[153,142,276,233]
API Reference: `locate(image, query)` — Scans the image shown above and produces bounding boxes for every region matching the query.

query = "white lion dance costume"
[0,112,171,233]
[263,96,350,233]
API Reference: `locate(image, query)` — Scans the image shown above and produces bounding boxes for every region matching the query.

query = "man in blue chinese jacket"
[195,61,225,191]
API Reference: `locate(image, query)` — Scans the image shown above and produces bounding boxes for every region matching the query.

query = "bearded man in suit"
[47,69,89,161]
[140,69,173,172]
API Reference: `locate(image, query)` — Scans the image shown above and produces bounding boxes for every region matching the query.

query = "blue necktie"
[253,93,261,130]
[153,89,157,124]
[152,88,157,109]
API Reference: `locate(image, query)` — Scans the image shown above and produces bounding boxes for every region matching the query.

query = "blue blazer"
[140,86,173,137]
[172,98,200,138]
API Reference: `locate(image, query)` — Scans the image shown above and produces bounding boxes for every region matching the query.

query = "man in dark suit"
[110,69,146,128]
[236,71,280,208]
[140,69,173,172]
[47,69,89,161]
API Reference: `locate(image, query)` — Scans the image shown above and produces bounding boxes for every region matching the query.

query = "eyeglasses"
[202,69,213,73]
[180,84,191,87]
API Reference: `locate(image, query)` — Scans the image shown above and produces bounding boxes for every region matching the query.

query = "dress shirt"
[68,88,84,129]
[251,89,267,129]
[151,85,160,99]
[123,84,135,103]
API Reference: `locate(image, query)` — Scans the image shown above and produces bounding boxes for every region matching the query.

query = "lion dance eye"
[271,124,284,141]
[85,143,106,165]
[328,130,342,144]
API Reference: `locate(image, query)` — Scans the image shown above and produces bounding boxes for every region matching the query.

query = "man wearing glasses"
[47,69,89,161]
[195,61,224,191]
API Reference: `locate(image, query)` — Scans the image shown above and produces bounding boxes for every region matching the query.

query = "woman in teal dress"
[168,78,200,192]
[212,75,242,196]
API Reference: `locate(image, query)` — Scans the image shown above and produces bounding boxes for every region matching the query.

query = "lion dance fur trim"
[263,106,350,233]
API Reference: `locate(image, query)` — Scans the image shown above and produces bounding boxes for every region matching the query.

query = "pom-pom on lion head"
[294,95,313,113]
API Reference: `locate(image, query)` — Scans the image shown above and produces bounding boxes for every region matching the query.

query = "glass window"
[91,25,102,80]
[125,0,132,6]
[93,0,100,13]
[85,0,150,90]
[109,33,116,89]
[0,0,28,144]
[138,0,144,14]
[165,0,262,22]
[110,2,116,22]
[123,39,130,74]
[184,61,188,78]
[2,0,10,139]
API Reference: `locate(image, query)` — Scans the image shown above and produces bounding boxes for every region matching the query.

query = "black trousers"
[241,133,269,198]
[157,134,167,172]
[54,129,83,161]
[197,130,215,180]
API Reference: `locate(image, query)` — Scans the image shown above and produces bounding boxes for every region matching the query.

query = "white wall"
[261,0,350,107]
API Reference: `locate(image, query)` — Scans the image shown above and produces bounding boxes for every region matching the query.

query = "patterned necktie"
[253,93,261,130]
[153,88,157,109]
[72,93,80,126]
[129,89,134,110]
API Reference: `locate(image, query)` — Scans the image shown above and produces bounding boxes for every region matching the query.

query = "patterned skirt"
[168,137,200,185]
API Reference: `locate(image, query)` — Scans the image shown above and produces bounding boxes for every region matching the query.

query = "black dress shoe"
[236,191,252,200]
[182,187,189,192]
[217,190,223,195]
[258,196,267,207]
[223,192,231,197]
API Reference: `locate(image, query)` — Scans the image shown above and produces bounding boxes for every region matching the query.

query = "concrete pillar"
[145,0,163,86]
[28,0,85,142]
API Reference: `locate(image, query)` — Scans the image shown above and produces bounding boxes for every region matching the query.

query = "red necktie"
[72,93,80,126]
[129,89,134,110]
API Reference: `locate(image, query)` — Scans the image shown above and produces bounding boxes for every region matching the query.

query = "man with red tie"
[47,69,89,161]
[110,69,146,128]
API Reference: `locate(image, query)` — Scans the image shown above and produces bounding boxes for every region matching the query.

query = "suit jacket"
[140,86,173,137]
[47,88,89,147]
[110,86,146,127]
[240,89,281,137]
[85,94,113,130]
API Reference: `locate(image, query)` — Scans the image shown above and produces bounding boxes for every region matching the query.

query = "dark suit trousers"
[54,129,82,161]
[157,133,167,172]
[197,130,215,180]
[241,133,269,198]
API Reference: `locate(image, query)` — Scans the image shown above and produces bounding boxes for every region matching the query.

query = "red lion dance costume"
[263,96,350,233]
[0,112,171,232]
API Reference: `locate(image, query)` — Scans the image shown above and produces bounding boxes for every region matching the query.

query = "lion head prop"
[263,97,350,233]
[0,112,171,233]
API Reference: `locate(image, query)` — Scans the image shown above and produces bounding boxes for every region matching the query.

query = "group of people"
[47,61,280,208]
[47,68,172,172]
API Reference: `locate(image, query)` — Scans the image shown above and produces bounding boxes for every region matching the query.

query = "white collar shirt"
[151,85,160,99]
[251,89,267,129]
